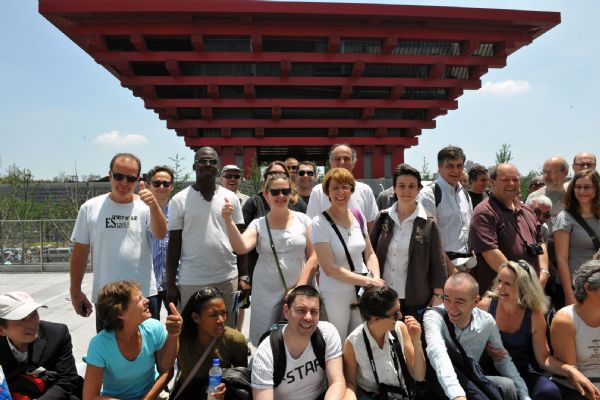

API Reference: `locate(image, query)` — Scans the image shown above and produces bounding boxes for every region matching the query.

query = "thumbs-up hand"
[221,196,233,222]
[165,302,182,337]
[138,180,157,207]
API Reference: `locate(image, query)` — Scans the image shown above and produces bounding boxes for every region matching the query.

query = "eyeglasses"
[533,208,551,219]
[151,180,172,188]
[331,185,353,193]
[267,170,286,176]
[223,174,241,180]
[196,158,218,166]
[574,162,596,168]
[287,165,299,171]
[575,185,595,192]
[298,170,315,177]
[111,172,139,183]
[268,188,292,196]
[382,309,403,321]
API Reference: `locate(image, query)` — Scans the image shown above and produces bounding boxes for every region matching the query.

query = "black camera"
[525,243,544,257]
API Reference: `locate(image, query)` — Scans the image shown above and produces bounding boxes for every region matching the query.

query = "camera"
[525,243,544,257]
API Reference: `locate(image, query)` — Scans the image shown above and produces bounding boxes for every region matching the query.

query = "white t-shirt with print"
[168,185,243,285]
[251,321,342,400]
[71,193,157,302]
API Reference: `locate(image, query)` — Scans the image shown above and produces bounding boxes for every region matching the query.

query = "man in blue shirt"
[146,165,175,319]
[423,273,530,400]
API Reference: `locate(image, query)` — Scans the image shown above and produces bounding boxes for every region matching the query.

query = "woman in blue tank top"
[479,260,594,399]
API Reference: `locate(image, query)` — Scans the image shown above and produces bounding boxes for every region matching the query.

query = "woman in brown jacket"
[370,164,447,317]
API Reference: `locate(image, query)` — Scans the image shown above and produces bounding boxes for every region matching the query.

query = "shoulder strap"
[390,329,413,396]
[350,208,365,236]
[362,327,381,386]
[311,327,326,372]
[434,182,442,208]
[172,337,218,400]
[322,211,355,273]
[270,327,286,387]
[271,327,325,387]
[264,216,288,292]
[566,209,600,251]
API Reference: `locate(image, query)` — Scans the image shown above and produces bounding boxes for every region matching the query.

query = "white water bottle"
[207,358,222,400]
[0,365,12,400]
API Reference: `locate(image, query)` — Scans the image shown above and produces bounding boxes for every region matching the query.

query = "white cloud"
[93,130,149,146]
[480,80,532,96]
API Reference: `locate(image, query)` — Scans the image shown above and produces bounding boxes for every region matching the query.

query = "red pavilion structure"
[39,0,560,178]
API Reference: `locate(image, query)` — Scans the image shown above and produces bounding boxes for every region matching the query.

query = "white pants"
[179,277,238,328]
[321,288,362,340]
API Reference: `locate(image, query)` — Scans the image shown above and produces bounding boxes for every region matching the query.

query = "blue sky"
[0,0,597,180]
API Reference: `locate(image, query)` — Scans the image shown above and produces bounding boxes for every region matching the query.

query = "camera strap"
[566,210,600,251]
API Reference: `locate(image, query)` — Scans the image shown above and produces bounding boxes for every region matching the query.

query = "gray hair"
[526,195,552,209]
[573,260,600,302]
[328,143,357,163]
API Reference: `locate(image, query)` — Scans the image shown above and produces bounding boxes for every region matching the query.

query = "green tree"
[420,157,433,180]
[495,143,513,164]
[169,153,192,192]
[240,156,264,195]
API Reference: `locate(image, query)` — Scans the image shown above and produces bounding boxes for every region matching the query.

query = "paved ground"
[0,271,252,377]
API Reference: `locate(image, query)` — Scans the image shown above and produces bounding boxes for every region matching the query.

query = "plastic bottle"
[0,365,12,400]
[206,358,222,400]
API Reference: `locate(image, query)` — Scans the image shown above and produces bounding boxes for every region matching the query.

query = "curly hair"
[486,261,549,314]
[96,280,141,331]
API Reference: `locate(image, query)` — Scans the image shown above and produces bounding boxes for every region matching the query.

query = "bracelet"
[540,269,551,278]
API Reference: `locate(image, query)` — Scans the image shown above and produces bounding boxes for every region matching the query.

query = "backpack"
[263,324,326,387]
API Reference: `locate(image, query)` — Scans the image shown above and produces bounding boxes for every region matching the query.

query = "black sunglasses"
[517,260,533,277]
[382,309,403,321]
[223,174,241,180]
[287,165,299,171]
[151,180,172,188]
[196,158,218,166]
[298,170,315,177]
[269,188,292,196]
[533,208,551,219]
[111,172,139,183]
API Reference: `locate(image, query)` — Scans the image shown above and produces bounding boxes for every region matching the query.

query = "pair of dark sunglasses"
[223,174,241,179]
[196,158,218,166]
[151,180,172,188]
[533,208,551,219]
[269,188,292,196]
[382,309,403,321]
[287,165,298,171]
[298,170,315,177]
[112,172,139,183]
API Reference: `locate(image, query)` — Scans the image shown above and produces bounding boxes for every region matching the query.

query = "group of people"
[1,144,599,400]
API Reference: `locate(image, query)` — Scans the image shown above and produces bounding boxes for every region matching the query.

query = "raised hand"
[165,302,183,337]
[221,197,234,222]
[403,315,422,341]
[138,181,157,207]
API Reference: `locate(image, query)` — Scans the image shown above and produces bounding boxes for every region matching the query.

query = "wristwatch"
[540,269,551,278]
[239,275,251,284]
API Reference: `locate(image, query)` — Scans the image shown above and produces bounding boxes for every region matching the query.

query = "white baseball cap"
[0,291,47,320]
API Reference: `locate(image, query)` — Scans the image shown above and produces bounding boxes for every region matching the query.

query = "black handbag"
[222,367,252,400]
[424,308,503,400]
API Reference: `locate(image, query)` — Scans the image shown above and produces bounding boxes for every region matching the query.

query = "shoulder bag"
[264,215,288,322]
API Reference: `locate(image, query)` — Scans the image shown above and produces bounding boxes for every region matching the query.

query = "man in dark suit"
[0,291,82,399]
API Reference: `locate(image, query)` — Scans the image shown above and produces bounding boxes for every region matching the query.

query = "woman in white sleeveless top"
[551,260,600,399]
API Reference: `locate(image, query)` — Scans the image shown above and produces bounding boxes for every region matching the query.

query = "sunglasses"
[223,174,241,180]
[151,180,172,188]
[196,158,218,166]
[533,208,551,219]
[517,260,533,277]
[111,172,139,183]
[298,170,315,177]
[268,188,292,196]
[287,165,299,171]
[382,309,403,321]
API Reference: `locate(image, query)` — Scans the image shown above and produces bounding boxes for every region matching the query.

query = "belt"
[446,252,472,260]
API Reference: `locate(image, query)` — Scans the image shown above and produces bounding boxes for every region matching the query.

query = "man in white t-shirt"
[251,285,352,400]
[166,147,245,325]
[70,153,167,331]
[306,144,378,231]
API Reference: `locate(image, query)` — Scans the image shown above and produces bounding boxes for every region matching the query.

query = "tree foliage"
[495,143,513,164]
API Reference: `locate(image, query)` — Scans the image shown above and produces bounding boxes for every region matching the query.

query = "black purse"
[361,327,412,400]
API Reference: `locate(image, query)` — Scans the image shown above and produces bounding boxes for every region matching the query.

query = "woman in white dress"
[222,172,317,345]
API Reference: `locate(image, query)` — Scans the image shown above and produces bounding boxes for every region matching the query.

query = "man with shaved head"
[470,164,550,295]
[526,156,569,219]
[565,152,597,190]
